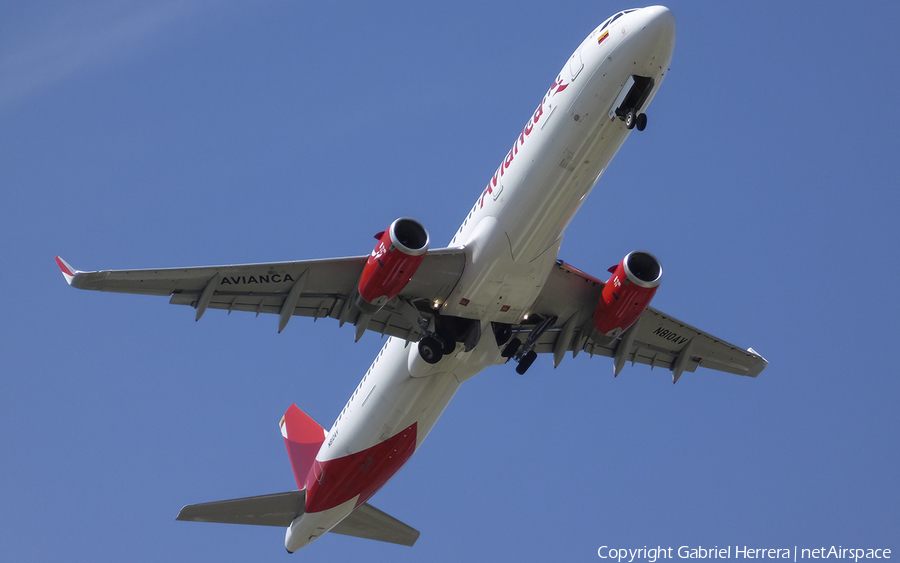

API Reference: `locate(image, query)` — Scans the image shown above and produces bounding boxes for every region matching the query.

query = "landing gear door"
[608,76,635,121]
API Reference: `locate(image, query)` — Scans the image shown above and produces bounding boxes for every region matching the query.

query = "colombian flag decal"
[598,30,609,45]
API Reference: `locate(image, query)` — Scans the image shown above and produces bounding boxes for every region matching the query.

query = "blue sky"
[2,1,898,561]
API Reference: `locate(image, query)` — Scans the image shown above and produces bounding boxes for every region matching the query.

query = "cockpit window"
[601,12,620,31]
[600,9,634,32]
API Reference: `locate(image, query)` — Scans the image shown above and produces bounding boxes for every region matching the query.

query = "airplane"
[56,6,767,553]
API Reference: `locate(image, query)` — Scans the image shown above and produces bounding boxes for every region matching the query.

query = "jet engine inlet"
[622,250,662,288]
[390,218,428,254]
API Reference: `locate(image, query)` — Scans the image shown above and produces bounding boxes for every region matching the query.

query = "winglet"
[55,256,78,285]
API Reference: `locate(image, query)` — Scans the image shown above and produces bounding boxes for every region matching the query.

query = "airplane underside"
[58,6,768,553]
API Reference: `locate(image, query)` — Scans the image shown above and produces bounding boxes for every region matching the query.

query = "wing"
[512,260,768,382]
[55,250,465,341]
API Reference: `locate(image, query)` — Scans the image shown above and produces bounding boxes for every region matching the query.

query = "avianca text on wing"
[597,546,891,563]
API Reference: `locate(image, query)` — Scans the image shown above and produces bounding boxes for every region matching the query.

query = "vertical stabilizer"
[280,404,327,489]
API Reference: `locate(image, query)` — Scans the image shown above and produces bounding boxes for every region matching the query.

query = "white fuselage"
[285,6,676,551]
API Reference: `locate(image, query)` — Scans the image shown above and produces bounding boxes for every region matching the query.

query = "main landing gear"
[417,315,480,365]
[501,337,540,375]
[496,317,556,375]
[623,110,648,131]
[418,334,454,365]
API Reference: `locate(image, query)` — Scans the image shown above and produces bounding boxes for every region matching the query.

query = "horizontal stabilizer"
[331,502,420,546]
[177,490,304,527]
[177,490,419,546]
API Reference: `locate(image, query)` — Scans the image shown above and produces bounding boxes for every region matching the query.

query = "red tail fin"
[280,404,327,489]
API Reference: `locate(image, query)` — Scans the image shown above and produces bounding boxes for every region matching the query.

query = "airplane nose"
[639,6,676,46]
[624,5,676,71]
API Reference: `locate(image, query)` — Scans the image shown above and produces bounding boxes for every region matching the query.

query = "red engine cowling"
[593,251,662,337]
[357,218,429,313]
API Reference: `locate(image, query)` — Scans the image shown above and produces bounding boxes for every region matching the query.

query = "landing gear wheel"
[624,110,636,130]
[418,336,444,364]
[635,113,647,131]
[501,337,521,359]
[515,350,538,375]
[436,333,456,355]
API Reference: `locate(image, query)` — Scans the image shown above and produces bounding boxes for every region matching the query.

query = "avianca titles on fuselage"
[57,5,767,553]
[283,6,677,552]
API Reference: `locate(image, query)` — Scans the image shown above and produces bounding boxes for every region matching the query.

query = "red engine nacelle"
[357,218,429,313]
[593,251,662,337]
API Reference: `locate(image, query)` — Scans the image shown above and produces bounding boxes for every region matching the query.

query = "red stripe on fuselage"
[304,422,418,513]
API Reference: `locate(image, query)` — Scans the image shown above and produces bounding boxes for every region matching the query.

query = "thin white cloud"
[0,1,202,110]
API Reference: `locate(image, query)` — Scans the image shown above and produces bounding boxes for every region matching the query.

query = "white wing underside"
[59,250,466,341]
[57,254,766,381]
[521,262,767,380]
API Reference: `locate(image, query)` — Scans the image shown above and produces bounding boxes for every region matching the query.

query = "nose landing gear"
[624,110,648,131]
[610,74,654,131]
